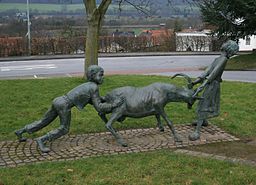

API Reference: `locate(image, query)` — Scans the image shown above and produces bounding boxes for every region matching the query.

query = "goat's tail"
[171,73,193,89]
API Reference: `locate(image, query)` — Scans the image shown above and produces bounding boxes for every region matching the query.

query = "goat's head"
[171,73,203,109]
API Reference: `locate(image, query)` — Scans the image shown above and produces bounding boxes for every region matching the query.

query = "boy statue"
[15,65,123,153]
[189,40,239,141]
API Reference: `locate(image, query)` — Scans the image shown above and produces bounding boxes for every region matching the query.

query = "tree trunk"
[83,0,112,79]
[84,20,100,77]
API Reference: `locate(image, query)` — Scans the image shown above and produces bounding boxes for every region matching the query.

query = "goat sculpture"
[99,74,200,147]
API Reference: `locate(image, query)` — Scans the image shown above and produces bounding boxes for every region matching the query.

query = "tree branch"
[118,0,124,12]
[98,0,112,15]
[122,0,151,17]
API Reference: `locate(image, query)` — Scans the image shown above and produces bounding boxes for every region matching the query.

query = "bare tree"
[82,0,195,77]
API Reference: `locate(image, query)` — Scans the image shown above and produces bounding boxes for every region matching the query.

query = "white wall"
[239,35,256,51]
[176,32,211,52]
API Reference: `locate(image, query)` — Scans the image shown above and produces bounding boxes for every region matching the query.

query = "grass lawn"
[225,53,256,70]
[0,75,255,184]
[1,150,255,185]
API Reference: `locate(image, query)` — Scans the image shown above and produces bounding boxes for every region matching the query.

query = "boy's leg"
[15,106,58,142]
[36,108,71,153]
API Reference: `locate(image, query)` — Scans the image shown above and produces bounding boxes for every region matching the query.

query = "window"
[246,36,251,45]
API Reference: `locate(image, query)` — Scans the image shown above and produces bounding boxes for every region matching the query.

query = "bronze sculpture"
[14,40,239,151]
[15,65,123,153]
[189,40,239,141]
[98,74,201,147]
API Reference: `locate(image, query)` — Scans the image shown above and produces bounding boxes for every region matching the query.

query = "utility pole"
[26,0,31,56]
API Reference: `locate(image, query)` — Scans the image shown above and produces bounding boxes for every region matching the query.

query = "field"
[0,75,255,141]
[0,3,136,14]
[0,2,199,15]
[0,3,85,13]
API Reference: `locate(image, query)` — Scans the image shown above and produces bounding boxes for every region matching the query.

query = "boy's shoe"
[15,129,27,142]
[36,138,50,153]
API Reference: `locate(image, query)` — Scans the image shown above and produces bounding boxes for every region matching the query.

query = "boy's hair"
[221,40,239,57]
[86,65,104,81]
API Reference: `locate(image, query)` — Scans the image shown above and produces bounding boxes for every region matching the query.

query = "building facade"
[238,35,256,51]
[176,30,212,52]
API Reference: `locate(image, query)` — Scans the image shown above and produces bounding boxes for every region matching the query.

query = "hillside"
[0,0,83,3]
[0,0,193,5]
[0,0,199,17]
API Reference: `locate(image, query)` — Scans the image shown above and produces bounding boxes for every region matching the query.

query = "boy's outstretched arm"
[91,89,124,113]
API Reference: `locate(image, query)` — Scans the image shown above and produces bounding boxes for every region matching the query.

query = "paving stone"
[213,155,227,161]
[0,123,241,168]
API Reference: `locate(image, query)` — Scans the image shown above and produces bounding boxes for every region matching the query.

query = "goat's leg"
[155,114,164,132]
[98,112,119,132]
[105,111,128,147]
[98,112,108,123]
[155,106,182,142]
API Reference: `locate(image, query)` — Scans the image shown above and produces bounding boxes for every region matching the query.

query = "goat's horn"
[171,73,192,84]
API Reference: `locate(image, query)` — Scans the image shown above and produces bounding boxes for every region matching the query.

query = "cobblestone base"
[0,124,239,168]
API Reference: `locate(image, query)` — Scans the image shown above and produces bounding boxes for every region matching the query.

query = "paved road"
[0,55,255,83]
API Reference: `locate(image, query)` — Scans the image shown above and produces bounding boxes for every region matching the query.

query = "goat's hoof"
[122,143,128,147]
[189,132,200,141]
[117,138,128,147]
[159,127,165,132]
[19,137,27,142]
[174,135,182,142]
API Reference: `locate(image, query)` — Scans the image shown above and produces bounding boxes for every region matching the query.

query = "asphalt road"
[0,55,255,83]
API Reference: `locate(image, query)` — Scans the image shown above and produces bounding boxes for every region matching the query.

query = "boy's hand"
[100,96,106,102]
[112,97,125,109]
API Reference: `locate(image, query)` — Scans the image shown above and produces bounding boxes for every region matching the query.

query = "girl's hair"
[220,40,239,56]
[86,65,103,81]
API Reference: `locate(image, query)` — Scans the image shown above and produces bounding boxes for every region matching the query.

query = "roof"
[140,29,172,37]
[112,30,135,37]
[176,32,209,37]
[176,29,211,37]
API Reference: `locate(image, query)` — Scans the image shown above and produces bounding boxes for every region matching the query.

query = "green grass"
[225,53,256,70]
[0,150,255,185]
[0,75,256,184]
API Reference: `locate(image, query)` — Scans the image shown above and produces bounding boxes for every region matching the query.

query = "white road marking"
[0,64,57,72]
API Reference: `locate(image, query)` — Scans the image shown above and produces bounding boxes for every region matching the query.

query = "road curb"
[0,52,222,62]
